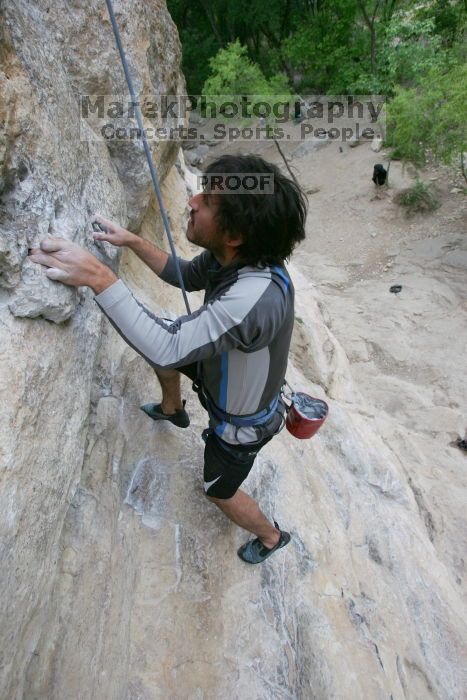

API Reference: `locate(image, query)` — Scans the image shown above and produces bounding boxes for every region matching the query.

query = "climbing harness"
[199,385,280,427]
[192,377,327,442]
[104,0,191,314]
[191,376,284,443]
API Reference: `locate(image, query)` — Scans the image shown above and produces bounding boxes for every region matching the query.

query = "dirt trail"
[288,140,467,414]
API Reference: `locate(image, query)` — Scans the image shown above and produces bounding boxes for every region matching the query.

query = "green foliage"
[383,14,446,87]
[167,0,305,94]
[283,0,365,93]
[265,72,291,95]
[347,8,455,94]
[387,61,467,168]
[281,0,455,95]
[430,62,467,165]
[394,180,441,215]
[168,0,466,180]
[417,0,467,48]
[202,40,290,99]
[345,70,392,96]
[178,30,219,97]
[169,0,466,97]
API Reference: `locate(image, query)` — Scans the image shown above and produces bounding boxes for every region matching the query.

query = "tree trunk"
[198,0,223,46]
[356,0,381,74]
[259,24,294,82]
[370,27,376,73]
[461,151,467,184]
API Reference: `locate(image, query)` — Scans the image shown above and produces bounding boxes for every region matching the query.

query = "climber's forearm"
[126,235,169,276]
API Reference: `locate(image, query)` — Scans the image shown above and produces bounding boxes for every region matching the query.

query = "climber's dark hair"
[203,154,307,266]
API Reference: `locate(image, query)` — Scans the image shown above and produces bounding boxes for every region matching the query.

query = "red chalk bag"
[284,389,329,440]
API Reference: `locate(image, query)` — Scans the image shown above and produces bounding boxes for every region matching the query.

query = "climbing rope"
[104,0,191,314]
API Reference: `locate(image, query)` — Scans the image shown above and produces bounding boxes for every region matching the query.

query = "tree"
[202,40,289,99]
[168,0,466,97]
[168,0,302,93]
[387,62,467,180]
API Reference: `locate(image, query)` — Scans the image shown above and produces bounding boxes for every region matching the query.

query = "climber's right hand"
[91,214,135,247]
[29,237,118,293]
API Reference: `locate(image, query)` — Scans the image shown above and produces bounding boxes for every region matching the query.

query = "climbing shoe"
[140,399,190,428]
[237,521,291,564]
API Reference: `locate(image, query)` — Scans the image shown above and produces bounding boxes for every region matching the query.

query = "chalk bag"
[282,381,329,440]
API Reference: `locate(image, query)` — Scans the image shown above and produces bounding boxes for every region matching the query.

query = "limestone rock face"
[1,2,466,699]
[0,0,184,696]
[0,0,183,317]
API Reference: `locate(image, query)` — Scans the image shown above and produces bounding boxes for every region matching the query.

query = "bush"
[202,40,290,101]
[383,15,446,88]
[386,61,467,175]
[282,11,367,94]
[394,180,441,215]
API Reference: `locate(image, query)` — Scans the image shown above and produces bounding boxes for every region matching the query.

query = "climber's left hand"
[29,237,118,294]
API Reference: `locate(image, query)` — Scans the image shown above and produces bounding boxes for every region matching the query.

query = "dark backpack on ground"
[372,163,387,186]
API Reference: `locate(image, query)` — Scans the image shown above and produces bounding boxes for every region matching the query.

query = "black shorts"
[177,363,273,499]
[177,362,198,383]
[202,430,273,499]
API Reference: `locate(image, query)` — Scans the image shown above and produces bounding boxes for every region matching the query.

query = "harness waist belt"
[194,381,280,427]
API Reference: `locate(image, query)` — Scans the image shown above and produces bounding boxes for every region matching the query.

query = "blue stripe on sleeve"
[219,352,229,409]
[273,265,290,290]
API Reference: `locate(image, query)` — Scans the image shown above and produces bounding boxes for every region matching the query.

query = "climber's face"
[187,191,244,264]
[187,192,224,254]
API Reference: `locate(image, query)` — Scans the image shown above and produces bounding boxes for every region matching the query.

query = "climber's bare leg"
[207,490,280,549]
[153,368,183,414]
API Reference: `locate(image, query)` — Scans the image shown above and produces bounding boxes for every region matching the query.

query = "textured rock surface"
[0,1,184,697]
[1,2,466,699]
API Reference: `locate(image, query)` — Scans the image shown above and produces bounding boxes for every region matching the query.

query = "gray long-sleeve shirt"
[94,251,294,444]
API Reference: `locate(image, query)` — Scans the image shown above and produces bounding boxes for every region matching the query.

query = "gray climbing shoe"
[140,399,190,428]
[237,521,291,564]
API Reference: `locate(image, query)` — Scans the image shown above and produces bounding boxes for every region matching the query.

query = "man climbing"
[29,154,307,564]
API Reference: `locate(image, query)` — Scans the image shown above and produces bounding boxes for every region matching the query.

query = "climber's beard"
[186,210,224,257]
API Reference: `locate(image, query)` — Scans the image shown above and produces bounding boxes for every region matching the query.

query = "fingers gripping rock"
[11,237,89,321]
[8,260,80,323]
[40,237,68,253]
[45,267,69,282]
